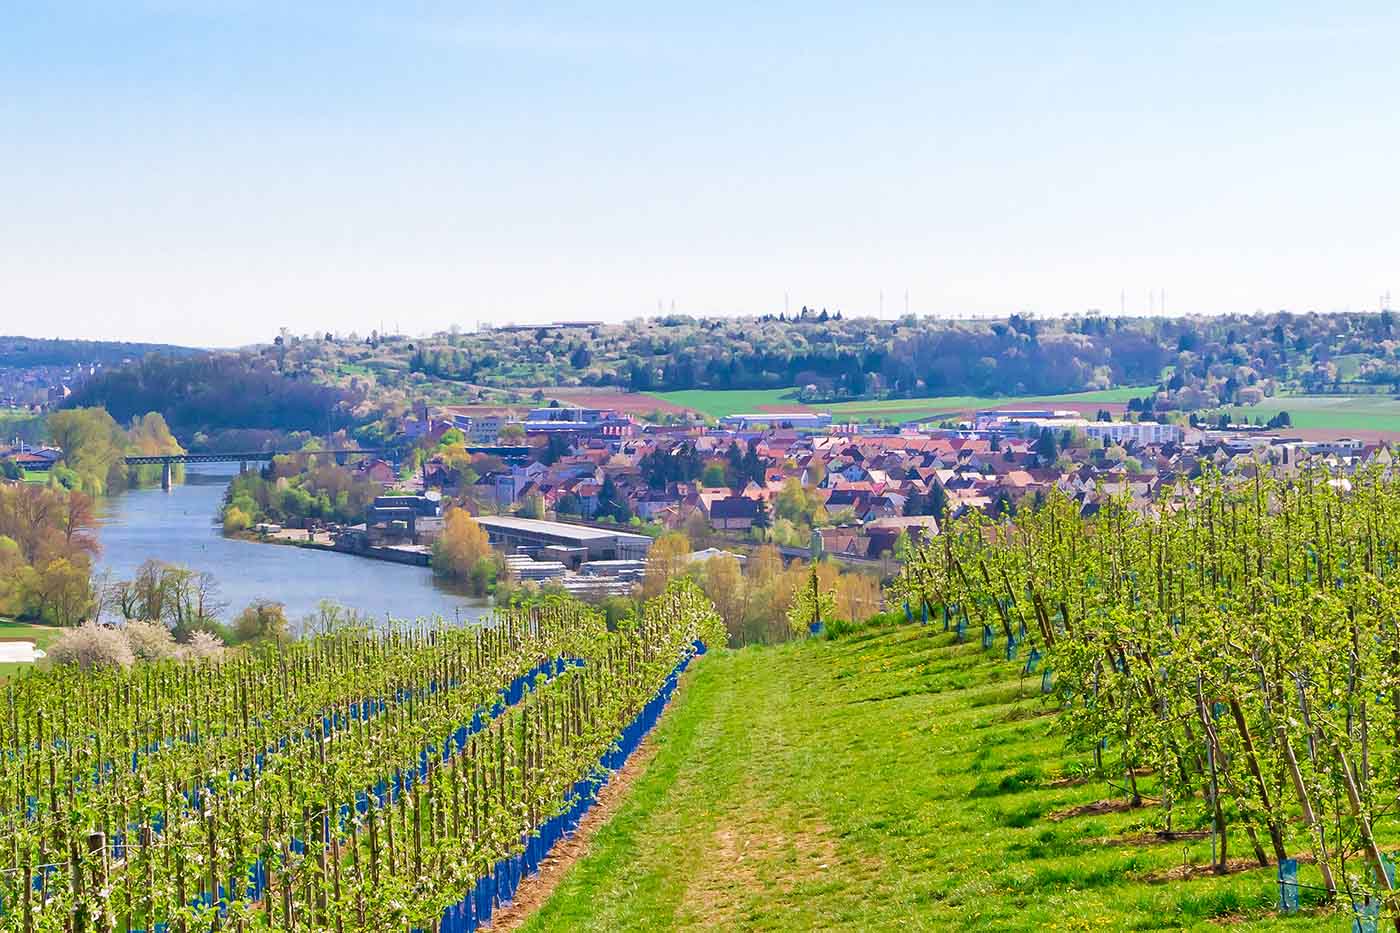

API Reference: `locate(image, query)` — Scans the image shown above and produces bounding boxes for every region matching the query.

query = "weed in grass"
[1000,802,1046,828]
[969,766,1044,798]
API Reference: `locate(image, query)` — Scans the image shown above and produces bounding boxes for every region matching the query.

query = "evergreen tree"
[742,438,764,485]
[929,483,948,519]
[725,441,745,486]
[753,498,771,532]
[597,476,630,522]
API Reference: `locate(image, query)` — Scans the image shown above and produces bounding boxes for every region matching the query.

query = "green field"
[525,623,1331,931]
[1226,394,1400,434]
[0,618,62,680]
[652,386,1155,423]
[650,389,803,419]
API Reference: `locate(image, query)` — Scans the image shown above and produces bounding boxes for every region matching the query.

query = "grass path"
[524,625,1336,931]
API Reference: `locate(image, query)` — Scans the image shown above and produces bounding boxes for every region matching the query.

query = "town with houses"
[321,401,1376,587]
[5,393,1382,594]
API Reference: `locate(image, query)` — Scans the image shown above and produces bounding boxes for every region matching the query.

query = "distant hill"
[62,350,358,441]
[268,310,1400,416]
[0,336,200,368]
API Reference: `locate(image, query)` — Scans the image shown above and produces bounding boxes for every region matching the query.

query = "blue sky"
[3,2,1398,346]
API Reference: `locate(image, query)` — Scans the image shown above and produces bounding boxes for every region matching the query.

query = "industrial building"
[719,412,832,430]
[475,516,654,565]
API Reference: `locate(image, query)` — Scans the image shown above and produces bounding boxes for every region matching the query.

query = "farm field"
[650,386,1155,423]
[0,587,725,930]
[649,388,803,420]
[524,624,1329,931]
[545,388,693,415]
[820,385,1156,422]
[1226,393,1400,437]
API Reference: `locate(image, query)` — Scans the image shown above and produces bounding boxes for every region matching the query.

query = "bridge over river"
[127,446,532,489]
[27,445,533,488]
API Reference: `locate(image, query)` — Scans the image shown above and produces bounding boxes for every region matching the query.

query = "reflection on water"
[94,463,489,626]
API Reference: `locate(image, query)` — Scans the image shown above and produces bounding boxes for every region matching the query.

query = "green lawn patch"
[652,386,1156,423]
[524,625,1336,931]
[650,389,806,420]
[1226,394,1400,434]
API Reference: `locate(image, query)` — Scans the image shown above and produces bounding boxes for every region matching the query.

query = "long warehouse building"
[475,515,654,563]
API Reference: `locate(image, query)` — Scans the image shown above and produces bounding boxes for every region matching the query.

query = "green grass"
[652,386,1156,423]
[524,625,1336,931]
[0,618,62,680]
[823,386,1156,421]
[1331,354,1368,382]
[1226,394,1400,434]
[650,389,804,420]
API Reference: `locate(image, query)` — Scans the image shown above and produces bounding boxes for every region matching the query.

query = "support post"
[161,460,172,491]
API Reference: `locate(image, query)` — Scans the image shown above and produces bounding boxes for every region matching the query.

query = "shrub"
[48,623,135,670]
[122,619,176,661]
[232,600,288,644]
[222,505,252,534]
[176,630,227,662]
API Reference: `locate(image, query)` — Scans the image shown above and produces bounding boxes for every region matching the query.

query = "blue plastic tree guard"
[904,601,913,624]
[1004,635,1019,662]
[1023,647,1041,676]
[1353,897,1380,933]
[981,624,994,650]
[42,653,595,931]
[415,640,705,933]
[1277,858,1299,914]
[1380,851,1398,888]
[1040,667,1053,694]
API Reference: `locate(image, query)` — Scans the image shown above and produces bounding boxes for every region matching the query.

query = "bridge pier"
[239,460,248,475]
[161,461,172,491]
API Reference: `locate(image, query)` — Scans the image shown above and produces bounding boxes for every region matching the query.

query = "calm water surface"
[94,463,489,626]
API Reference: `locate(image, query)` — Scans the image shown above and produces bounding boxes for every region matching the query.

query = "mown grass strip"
[524,626,1339,931]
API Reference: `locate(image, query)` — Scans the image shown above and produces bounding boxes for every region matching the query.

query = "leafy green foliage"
[0,585,723,930]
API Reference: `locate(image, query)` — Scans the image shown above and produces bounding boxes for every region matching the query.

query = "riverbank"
[95,464,489,623]
[237,527,433,567]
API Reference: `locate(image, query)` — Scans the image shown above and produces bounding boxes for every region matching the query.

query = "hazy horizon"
[4,2,1398,346]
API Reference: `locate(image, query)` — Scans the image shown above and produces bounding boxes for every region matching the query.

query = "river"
[94,463,490,627]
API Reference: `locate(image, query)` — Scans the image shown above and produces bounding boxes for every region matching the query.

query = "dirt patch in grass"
[1045,774,1090,788]
[1047,798,1150,821]
[1087,830,1210,847]
[681,808,849,927]
[487,673,689,932]
[1140,853,1311,883]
